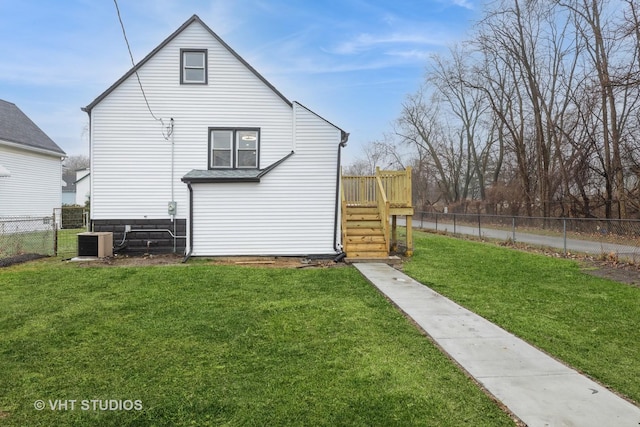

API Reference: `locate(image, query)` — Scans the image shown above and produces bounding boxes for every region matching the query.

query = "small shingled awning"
[181,151,294,184]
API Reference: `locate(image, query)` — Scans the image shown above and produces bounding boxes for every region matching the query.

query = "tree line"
[347,0,640,219]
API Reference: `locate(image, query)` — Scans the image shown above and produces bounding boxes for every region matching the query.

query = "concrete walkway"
[354,263,640,427]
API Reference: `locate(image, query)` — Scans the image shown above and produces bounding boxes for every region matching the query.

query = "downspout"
[81,107,93,231]
[182,182,194,263]
[170,118,176,253]
[333,131,349,261]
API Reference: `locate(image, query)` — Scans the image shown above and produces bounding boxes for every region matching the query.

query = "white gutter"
[0,139,66,158]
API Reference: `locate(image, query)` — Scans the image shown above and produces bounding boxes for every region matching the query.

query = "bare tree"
[427,45,496,203]
[343,135,405,175]
[63,154,90,172]
[395,88,467,205]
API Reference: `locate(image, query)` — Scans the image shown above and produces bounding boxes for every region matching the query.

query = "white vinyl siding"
[189,104,340,256]
[0,144,62,217]
[89,19,344,256]
[91,21,293,221]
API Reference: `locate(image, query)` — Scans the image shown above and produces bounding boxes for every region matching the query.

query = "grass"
[0,260,514,426]
[56,228,86,258]
[404,231,640,404]
[0,227,84,259]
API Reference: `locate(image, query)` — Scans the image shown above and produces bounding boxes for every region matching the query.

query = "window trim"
[180,49,208,84]
[208,128,260,170]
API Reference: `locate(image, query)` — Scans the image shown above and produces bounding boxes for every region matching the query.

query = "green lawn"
[0,227,84,259]
[56,228,86,258]
[404,231,640,404]
[0,260,514,426]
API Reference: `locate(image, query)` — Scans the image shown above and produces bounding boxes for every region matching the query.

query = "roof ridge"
[83,14,291,112]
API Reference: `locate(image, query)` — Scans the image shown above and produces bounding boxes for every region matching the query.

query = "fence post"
[421,211,424,228]
[478,214,481,238]
[454,214,457,234]
[512,216,516,242]
[435,213,438,231]
[563,218,567,256]
[53,209,58,256]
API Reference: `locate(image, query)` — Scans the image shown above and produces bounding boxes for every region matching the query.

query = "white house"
[62,169,76,205]
[83,15,348,257]
[0,99,66,218]
[74,168,90,206]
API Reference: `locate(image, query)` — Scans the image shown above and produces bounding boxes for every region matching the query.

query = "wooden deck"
[342,168,414,258]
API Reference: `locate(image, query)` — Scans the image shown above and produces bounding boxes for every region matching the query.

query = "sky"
[0,0,481,165]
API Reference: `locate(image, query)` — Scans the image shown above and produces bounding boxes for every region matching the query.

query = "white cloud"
[385,49,433,61]
[329,31,447,56]
[440,0,475,10]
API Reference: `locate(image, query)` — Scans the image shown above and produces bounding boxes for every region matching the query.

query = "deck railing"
[342,167,412,207]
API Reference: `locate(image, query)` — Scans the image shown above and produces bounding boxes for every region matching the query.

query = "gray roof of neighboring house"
[62,170,77,192]
[0,99,66,155]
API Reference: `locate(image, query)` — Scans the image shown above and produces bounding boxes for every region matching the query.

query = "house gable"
[83,15,291,113]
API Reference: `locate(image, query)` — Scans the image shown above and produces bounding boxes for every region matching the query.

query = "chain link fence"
[0,208,90,264]
[414,212,640,263]
[54,207,89,259]
[0,216,56,261]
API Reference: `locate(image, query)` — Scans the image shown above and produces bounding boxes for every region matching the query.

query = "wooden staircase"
[343,206,388,258]
[341,168,414,259]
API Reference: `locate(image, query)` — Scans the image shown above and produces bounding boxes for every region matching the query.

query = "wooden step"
[345,242,387,252]
[345,228,384,237]
[346,234,386,244]
[345,250,389,258]
[346,213,381,221]
[345,220,383,228]
[346,206,378,212]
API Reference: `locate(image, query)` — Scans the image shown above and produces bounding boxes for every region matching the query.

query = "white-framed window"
[181,49,207,84]
[209,129,259,169]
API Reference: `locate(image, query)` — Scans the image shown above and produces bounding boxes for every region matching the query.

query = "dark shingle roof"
[0,99,66,155]
[182,151,294,183]
[62,170,77,192]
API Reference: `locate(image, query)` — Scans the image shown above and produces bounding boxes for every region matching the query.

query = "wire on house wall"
[113,0,174,140]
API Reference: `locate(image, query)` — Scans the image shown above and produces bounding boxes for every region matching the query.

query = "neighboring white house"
[74,168,90,206]
[62,169,76,205]
[0,99,66,218]
[83,15,348,256]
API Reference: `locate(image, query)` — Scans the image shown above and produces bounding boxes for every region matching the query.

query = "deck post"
[405,215,413,256]
[391,215,397,252]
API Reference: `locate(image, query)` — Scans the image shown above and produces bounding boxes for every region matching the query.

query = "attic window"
[181,49,207,84]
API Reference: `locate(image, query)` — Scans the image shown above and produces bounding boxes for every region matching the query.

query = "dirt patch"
[0,253,47,268]
[71,253,344,269]
[580,259,640,287]
[207,256,342,269]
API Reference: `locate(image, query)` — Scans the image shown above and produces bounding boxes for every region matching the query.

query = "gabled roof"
[0,99,66,155]
[62,170,77,192]
[83,14,292,112]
